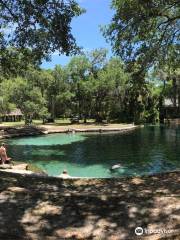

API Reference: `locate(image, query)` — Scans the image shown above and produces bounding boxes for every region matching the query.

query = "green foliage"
[92,58,128,121]
[103,0,180,69]
[0,77,47,124]
[0,1,179,124]
[0,48,38,77]
[66,55,91,120]
[1,48,176,124]
[0,0,84,76]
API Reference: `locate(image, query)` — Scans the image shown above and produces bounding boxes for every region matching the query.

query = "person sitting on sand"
[0,143,11,164]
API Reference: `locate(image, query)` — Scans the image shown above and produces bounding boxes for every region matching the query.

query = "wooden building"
[1,109,23,122]
[163,98,180,119]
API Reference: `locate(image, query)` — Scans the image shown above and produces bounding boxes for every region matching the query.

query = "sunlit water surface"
[6,126,180,177]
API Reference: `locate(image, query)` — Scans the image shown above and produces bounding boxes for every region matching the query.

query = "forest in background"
[0,0,179,124]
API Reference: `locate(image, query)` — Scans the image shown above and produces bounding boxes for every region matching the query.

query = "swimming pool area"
[6,125,180,177]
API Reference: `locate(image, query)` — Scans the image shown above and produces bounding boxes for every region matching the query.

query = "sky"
[41,0,113,69]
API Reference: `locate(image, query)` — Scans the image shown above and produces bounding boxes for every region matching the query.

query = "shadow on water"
[6,125,180,177]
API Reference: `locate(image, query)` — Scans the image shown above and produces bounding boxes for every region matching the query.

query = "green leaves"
[1,46,176,124]
[103,0,180,69]
[0,76,47,123]
[0,0,84,76]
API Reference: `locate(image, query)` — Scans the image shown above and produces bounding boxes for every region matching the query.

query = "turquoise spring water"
[6,125,180,177]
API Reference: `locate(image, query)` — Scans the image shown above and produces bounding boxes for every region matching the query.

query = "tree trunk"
[159,95,165,123]
[95,113,103,123]
[84,117,87,123]
[51,97,55,120]
[25,115,29,125]
[172,77,177,107]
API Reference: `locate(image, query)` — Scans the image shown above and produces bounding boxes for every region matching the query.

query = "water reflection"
[6,126,180,177]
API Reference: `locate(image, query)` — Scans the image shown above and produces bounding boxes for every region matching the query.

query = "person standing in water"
[0,143,11,164]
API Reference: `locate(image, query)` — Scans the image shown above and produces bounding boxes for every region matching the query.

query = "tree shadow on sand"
[0,171,179,240]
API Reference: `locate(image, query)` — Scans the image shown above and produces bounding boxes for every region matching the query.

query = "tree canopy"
[0,0,83,76]
[1,49,167,124]
[103,0,180,69]
[0,1,179,124]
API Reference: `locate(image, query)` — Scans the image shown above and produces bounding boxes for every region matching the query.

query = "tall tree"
[67,55,91,120]
[0,77,47,124]
[0,0,84,76]
[103,0,180,69]
[48,65,72,120]
[92,58,128,122]
[24,67,52,97]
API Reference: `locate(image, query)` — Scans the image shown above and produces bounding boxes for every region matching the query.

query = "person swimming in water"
[0,143,11,164]
[110,163,123,171]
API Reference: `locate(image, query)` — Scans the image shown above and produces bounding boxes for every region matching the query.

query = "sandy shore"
[0,170,179,240]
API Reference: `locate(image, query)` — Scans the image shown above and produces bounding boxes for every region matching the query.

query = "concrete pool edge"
[44,124,142,134]
[0,166,179,181]
[0,124,142,139]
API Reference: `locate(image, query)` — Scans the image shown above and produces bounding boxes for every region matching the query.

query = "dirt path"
[0,171,179,240]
